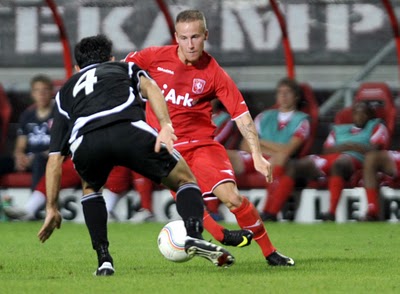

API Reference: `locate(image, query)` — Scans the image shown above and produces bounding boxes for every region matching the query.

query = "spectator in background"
[266,102,388,221]
[3,157,80,220]
[227,77,310,221]
[361,149,400,221]
[0,74,54,190]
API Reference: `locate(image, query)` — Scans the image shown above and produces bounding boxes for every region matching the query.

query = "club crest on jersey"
[192,78,206,94]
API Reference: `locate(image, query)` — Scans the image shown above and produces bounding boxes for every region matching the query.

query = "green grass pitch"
[0,221,399,294]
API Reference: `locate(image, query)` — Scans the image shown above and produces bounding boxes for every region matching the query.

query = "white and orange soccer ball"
[157,220,193,262]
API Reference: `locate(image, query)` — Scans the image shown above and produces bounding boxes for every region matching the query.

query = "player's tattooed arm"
[235,113,272,182]
[235,113,261,155]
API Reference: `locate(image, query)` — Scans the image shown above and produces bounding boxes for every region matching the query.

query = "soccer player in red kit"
[125,9,294,266]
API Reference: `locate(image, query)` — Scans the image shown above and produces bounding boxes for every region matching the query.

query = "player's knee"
[365,150,386,169]
[221,192,243,210]
[162,169,197,192]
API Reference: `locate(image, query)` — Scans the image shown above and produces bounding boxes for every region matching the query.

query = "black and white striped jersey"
[49,61,151,155]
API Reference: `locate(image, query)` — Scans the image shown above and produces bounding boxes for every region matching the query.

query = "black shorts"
[71,120,179,191]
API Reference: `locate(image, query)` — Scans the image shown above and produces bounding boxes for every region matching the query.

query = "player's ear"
[110,56,115,61]
[204,30,209,41]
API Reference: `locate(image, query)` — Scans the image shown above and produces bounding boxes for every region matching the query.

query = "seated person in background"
[0,74,54,190]
[265,102,388,221]
[362,149,400,221]
[227,77,310,221]
[4,158,153,222]
[4,157,80,220]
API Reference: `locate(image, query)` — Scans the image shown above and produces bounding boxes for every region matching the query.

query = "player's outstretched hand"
[38,208,62,243]
[253,154,273,183]
[155,123,177,154]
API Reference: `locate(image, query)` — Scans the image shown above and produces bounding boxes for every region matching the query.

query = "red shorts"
[237,151,271,173]
[106,166,134,194]
[387,151,400,177]
[105,167,150,194]
[175,139,236,196]
[35,157,81,194]
[308,153,362,175]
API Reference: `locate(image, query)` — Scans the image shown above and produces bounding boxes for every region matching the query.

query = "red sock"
[133,173,153,211]
[263,181,278,213]
[203,210,225,241]
[263,165,285,212]
[273,165,285,178]
[231,197,276,257]
[365,188,379,216]
[328,176,345,214]
[205,198,220,214]
[268,175,295,215]
[262,165,286,212]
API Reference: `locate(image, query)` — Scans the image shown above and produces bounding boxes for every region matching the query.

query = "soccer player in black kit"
[37,34,234,275]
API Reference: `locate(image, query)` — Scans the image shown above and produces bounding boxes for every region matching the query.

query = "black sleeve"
[129,63,153,101]
[49,99,70,155]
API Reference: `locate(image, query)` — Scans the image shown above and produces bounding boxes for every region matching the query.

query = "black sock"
[81,192,112,266]
[176,183,204,239]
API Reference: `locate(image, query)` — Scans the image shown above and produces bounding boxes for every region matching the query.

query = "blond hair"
[175,9,207,31]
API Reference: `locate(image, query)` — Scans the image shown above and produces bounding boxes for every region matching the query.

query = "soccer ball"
[157,220,192,262]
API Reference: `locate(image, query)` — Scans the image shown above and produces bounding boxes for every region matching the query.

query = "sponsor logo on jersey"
[157,66,174,75]
[220,169,234,176]
[192,78,206,94]
[164,88,194,107]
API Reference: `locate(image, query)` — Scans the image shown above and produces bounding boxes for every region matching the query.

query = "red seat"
[0,80,66,189]
[0,172,32,188]
[0,83,12,152]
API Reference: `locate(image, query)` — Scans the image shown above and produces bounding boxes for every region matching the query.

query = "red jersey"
[124,46,249,143]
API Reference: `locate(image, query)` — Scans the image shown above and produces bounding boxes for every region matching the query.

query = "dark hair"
[74,34,113,68]
[176,9,207,30]
[30,74,53,90]
[276,77,302,109]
